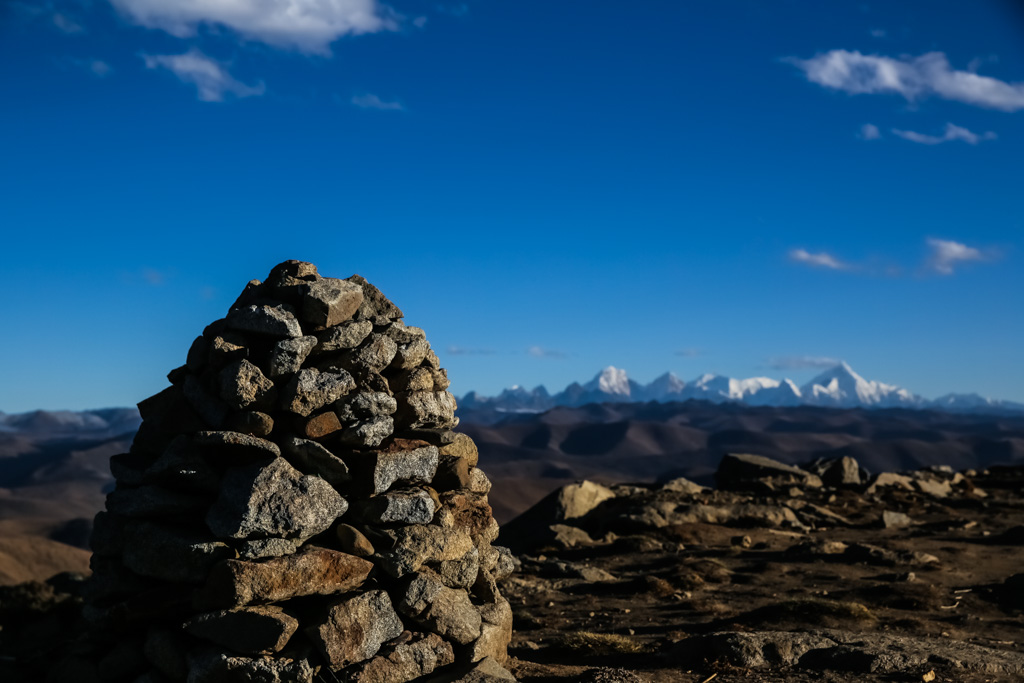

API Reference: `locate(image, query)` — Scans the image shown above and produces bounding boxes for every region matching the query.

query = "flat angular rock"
[194,430,281,459]
[206,457,347,541]
[302,278,364,329]
[282,368,356,417]
[438,432,479,468]
[121,521,235,583]
[434,455,473,492]
[396,392,458,429]
[806,456,863,487]
[306,590,404,671]
[396,572,481,645]
[349,632,454,683]
[184,375,229,427]
[349,334,399,373]
[716,453,823,490]
[281,436,351,487]
[236,538,299,560]
[347,274,403,322]
[390,339,431,371]
[354,441,438,495]
[882,510,914,528]
[438,546,480,589]
[219,359,275,411]
[557,480,616,521]
[198,545,373,608]
[438,491,493,537]
[451,656,517,682]
[187,647,316,683]
[338,416,394,448]
[351,489,436,525]
[384,322,426,344]
[314,320,374,354]
[267,335,317,379]
[336,392,398,422]
[185,606,298,655]
[376,525,474,578]
[661,476,708,495]
[225,304,303,338]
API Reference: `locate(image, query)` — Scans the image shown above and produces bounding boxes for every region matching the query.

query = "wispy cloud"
[789,50,1024,111]
[143,50,265,102]
[109,0,397,54]
[767,355,842,370]
[142,268,167,286]
[925,238,989,275]
[528,346,568,360]
[88,60,112,77]
[446,345,495,356]
[675,348,704,358]
[892,122,996,145]
[351,93,403,110]
[789,248,851,271]
[869,28,886,38]
[52,12,84,34]
[859,123,881,140]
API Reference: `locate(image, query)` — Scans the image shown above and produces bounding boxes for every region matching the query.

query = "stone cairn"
[86,261,515,683]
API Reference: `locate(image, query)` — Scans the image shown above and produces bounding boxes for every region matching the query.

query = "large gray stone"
[384,322,426,345]
[219,359,275,411]
[198,546,373,608]
[306,590,404,671]
[349,632,454,683]
[121,521,235,583]
[806,456,863,487]
[185,606,298,655]
[206,457,347,541]
[376,525,475,578]
[390,339,431,371]
[225,304,303,339]
[350,489,436,525]
[194,431,281,459]
[302,278,364,329]
[347,274,403,322]
[336,392,398,423]
[267,336,318,379]
[186,648,315,683]
[282,368,356,417]
[438,546,480,589]
[236,538,299,560]
[314,320,374,354]
[716,453,823,490]
[356,441,439,495]
[395,392,458,429]
[349,334,399,373]
[338,416,394,448]
[396,572,482,645]
[281,437,351,488]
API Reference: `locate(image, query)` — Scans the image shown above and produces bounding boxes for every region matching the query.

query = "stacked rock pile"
[86,261,515,682]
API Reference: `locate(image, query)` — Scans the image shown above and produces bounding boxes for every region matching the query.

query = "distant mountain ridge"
[461,363,1024,415]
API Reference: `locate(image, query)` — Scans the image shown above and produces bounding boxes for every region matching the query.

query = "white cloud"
[892,122,996,145]
[53,12,84,33]
[446,346,495,356]
[790,50,1024,111]
[109,0,396,54]
[528,346,568,360]
[143,49,265,102]
[859,123,881,140]
[925,238,986,275]
[90,60,112,77]
[789,248,850,271]
[675,348,704,358]
[767,356,843,370]
[351,93,403,110]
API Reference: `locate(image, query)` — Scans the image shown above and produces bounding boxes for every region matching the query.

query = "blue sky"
[2,0,1023,411]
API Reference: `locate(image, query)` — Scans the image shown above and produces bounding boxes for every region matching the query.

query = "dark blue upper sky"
[2,0,1022,410]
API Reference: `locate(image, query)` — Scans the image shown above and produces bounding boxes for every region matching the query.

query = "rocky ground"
[498,456,1024,682]
[3,454,1024,682]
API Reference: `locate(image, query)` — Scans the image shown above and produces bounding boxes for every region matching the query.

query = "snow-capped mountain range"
[459,363,1024,415]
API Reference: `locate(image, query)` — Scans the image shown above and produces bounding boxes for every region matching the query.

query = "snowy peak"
[584,366,633,397]
[461,363,1020,415]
